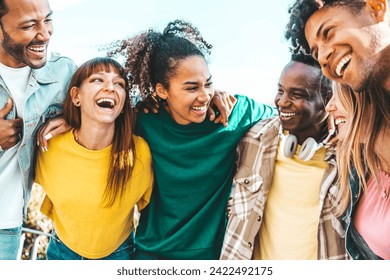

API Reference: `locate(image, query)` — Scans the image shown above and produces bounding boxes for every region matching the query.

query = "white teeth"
[335,117,346,125]
[335,54,352,77]
[191,105,207,111]
[280,112,296,117]
[97,98,115,108]
[28,46,45,52]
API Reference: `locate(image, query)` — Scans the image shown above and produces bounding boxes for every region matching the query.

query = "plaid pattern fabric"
[220,117,349,260]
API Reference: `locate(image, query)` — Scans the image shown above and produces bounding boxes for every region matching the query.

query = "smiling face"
[71,68,127,128]
[325,84,351,142]
[0,0,53,68]
[156,55,214,125]
[275,60,328,142]
[304,3,390,92]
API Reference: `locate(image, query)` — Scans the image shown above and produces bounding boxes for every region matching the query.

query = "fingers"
[324,114,338,148]
[148,94,160,113]
[0,99,23,150]
[0,116,23,150]
[136,94,160,114]
[135,101,148,114]
[0,140,18,150]
[212,90,231,127]
[0,98,13,119]
[37,116,71,151]
[207,106,216,122]
[325,137,338,148]
[217,94,237,126]
[227,95,237,110]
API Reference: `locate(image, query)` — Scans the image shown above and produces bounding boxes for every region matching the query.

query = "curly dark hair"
[285,0,366,55]
[0,0,9,22]
[291,51,333,103]
[106,19,212,102]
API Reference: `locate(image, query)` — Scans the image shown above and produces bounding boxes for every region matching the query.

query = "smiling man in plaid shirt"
[220,52,349,260]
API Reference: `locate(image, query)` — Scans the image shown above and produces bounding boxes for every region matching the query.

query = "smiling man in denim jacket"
[0,0,76,260]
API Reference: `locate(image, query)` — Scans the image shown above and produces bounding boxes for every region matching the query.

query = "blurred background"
[49,0,294,106]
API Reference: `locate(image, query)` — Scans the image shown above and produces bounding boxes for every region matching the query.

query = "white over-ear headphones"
[279,125,333,161]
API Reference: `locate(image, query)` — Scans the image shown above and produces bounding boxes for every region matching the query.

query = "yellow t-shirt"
[35,130,154,259]
[253,139,327,260]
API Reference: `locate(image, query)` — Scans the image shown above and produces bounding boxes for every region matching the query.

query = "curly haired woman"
[107,19,276,260]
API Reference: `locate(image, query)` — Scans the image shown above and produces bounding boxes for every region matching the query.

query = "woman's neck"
[376,125,390,173]
[74,125,115,150]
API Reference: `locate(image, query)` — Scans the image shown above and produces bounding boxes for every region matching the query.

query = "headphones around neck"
[279,125,333,161]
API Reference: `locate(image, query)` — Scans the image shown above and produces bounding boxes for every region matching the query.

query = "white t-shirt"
[0,144,23,228]
[0,63,31,229]
[0,63,31,117]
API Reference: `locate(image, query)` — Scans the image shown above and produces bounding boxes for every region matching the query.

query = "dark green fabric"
[135,95,276,259]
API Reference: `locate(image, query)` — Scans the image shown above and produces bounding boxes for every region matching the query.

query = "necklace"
[379,169,390,200]
[73,129,85,148]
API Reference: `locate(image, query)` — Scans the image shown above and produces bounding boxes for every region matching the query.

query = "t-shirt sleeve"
[137,182,153,211]
[233,94,277,132]
[243,95,277,124]
[135,136,154,211]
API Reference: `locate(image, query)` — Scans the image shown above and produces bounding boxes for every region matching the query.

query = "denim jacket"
[344,168,362,259]
[0,52,76,218]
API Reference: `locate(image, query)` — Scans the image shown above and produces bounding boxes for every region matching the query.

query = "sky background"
[49,0,294,106]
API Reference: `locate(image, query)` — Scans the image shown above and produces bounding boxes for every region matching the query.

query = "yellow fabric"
[253,140,327,260]
[35,130,153,259]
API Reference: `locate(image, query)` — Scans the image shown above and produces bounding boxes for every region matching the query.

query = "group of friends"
[0,0,389,261]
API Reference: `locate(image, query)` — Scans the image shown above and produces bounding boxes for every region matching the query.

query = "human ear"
[367,0,387,22]
[70,87,81,106]
[155,83,168,100]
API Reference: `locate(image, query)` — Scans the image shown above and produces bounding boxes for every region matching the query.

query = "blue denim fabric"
[46,231,135,260]
[343,169,363,259]
[0,226,22,260]
[349,224,383,260]
[0,52,77,219]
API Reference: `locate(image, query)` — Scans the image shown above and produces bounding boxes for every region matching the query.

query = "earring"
[375,3,383,10]
[74,100,80,107]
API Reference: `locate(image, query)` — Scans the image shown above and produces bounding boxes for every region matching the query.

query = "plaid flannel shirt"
[220,117,349,260]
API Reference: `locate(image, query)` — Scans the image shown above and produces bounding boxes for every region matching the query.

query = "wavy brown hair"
[63,57,136,207]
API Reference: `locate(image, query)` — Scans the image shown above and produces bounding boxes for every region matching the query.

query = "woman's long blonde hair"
[334,83,390,215]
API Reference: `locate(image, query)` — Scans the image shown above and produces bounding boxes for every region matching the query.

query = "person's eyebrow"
[183,75,212,85]
[19,11,53,25]
[316,19,330,39]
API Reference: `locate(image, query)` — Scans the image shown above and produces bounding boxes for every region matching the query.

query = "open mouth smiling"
[335,117,346,126]
[96,98,116,109]
[279,112,296,120]
[191,104,207,111]
[335,54,351,77]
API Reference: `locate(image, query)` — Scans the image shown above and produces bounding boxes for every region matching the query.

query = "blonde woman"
[326,83,390,260]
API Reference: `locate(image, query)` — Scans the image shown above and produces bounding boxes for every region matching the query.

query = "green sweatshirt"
[135,94,276,259]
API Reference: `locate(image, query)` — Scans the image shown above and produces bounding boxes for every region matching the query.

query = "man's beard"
[1,24,46,69]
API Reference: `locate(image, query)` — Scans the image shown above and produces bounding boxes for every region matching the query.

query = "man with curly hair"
[285,0,390,93]
[285,0,390,260]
